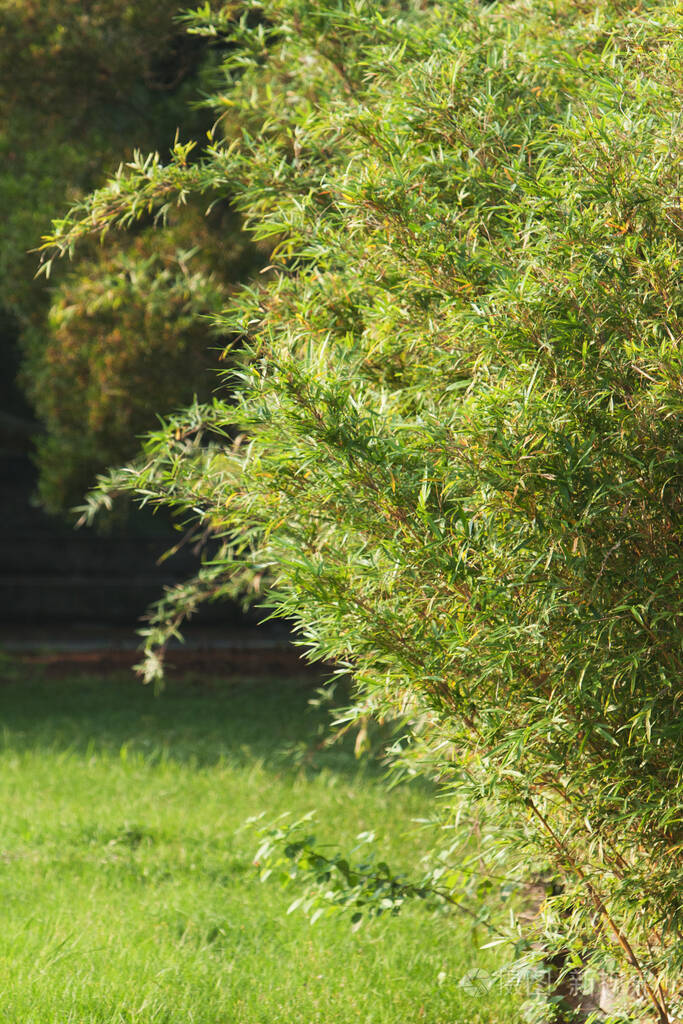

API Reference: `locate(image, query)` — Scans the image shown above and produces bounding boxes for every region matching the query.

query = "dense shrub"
[43,0,682,1018]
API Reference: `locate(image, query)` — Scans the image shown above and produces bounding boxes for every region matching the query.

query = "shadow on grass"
[0,657,408,782]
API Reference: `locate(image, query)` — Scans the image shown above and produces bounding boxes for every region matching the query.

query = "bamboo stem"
[527,799,670,1024]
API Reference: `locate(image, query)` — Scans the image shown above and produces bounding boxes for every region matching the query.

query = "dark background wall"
[0,361,240,630]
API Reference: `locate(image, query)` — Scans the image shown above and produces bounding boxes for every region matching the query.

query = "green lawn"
[0,665,519,1023]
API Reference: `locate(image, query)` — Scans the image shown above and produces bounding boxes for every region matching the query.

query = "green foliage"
[0,0,205,320]
[251,813,518,933]
[0,0,259,508]
[0,0,187,107]
[45,0,682,1019]
[23,206,253,511]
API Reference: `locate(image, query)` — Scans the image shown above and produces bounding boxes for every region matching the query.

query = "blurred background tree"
[0,0,258,510]
[22,205,252,510]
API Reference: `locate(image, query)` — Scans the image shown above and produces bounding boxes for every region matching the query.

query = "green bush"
[0,0,204,321]
[0,0,258,507]
[44,0,682,1018]
[24,207,249,510]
